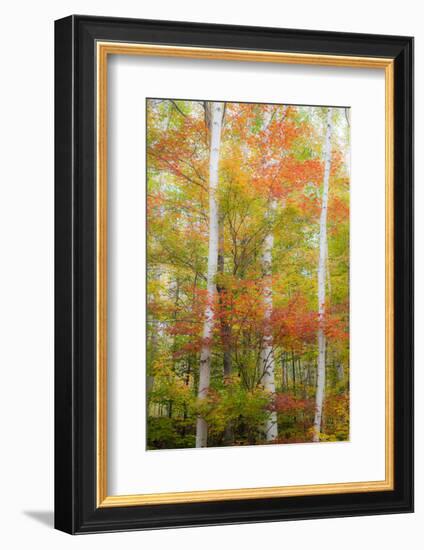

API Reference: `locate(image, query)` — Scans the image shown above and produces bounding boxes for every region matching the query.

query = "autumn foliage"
[146,99,350,449]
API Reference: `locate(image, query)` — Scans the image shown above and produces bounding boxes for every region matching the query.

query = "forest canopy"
[146,98,350,450]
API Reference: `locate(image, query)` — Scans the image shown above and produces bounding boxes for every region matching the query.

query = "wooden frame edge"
[97,41,108,507]
[96,41,395,508]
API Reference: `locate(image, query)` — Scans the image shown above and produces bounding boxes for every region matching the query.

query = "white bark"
[313,108,333,442]
[260,107,278,442]
[261,198,278,441]
[196,101,224,448]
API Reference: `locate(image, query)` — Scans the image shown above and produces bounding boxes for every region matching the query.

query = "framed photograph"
[54,15,413,534]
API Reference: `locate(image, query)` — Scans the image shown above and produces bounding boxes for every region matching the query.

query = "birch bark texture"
[261,198,278,441]
[260,107,278,442]
[313,107,333,442]
[196,101,224,448]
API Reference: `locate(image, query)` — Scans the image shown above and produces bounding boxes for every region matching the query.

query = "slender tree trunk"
[196,101,224,448]
[260,108,278,442]
[313,107,333,442]
[291,350,296,396]
[281,352,287,391]
[261,198,278,441]
[217,214,232,379]
[147,233,164,410]
[147,289,158,411]
[217,213,234,445]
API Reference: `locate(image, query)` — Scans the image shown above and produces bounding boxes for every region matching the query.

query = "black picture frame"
[55,14,413,534]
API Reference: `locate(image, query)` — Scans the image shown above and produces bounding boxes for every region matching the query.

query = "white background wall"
[0,0,420,548]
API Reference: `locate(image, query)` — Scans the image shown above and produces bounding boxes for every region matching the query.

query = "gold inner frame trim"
[96,41,395,508]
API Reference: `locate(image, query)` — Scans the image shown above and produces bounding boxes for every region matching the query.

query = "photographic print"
[55,18,413,532]
[146,99,350,450]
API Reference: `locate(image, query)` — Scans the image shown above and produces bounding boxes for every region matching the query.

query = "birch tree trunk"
[259,107,280,441]
[261,198,278,441]
[195,101,224,448]
[313,107,333,442]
